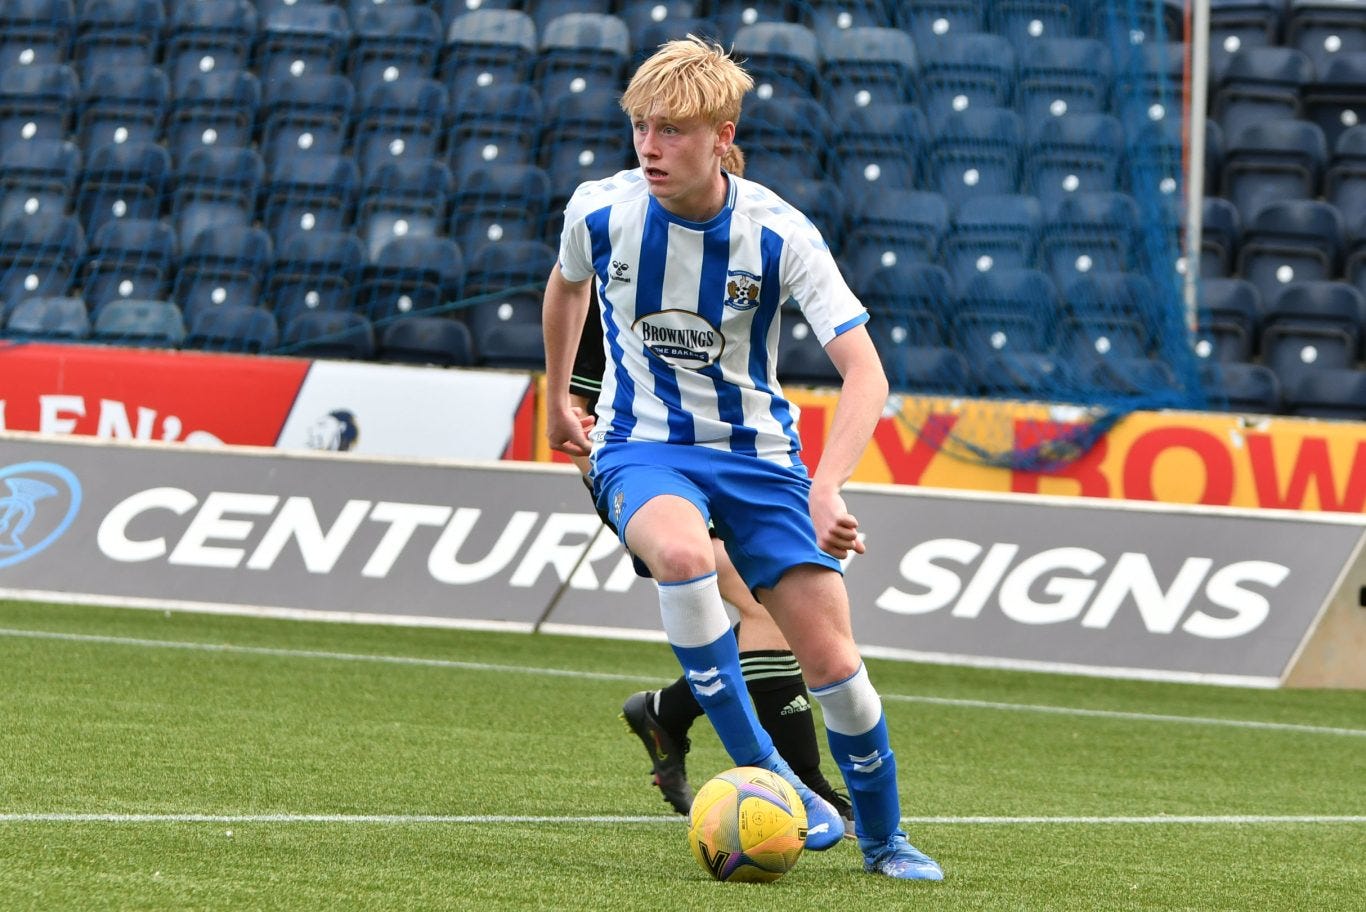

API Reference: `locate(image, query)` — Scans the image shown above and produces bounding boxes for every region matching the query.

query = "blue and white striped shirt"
[558,168,868,466]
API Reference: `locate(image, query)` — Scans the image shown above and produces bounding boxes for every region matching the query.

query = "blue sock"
[671,632,775,766]
[826,714,902,841]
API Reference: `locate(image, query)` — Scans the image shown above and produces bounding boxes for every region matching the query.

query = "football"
[686,766,808,883]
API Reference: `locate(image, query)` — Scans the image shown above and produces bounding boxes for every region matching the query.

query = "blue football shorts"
[590,441,842,592]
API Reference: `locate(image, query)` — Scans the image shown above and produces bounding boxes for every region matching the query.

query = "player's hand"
[547,404,594,457]
[809,487,866,560]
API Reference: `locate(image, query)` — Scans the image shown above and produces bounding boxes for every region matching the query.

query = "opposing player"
[543,37,943,878]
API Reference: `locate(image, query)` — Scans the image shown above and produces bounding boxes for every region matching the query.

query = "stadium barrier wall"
[2,431,1361,689]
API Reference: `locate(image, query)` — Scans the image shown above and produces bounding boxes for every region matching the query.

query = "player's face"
[632,111,734,222]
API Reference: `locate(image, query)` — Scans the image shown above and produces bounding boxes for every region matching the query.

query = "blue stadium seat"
[280,309,374,360]
[919,32,1017,125]
[860,261,954,345]
[172,224,273,324]
[165,70,261,166]
[1201,196,1242,278]
[0,0,74,70]
[74,64,168,153]
[73,0,164,78]
[525,0,612,36]
[538,89,632,203]
[349,3,443,98]
[953,267,1059,360]
[1195,276,1261,363]
[989,1,1087,57]
[356,158,452,259]
[974,349,1071,399]
[184,302,280,354]
[467,289,545,368]
[733,22,821,101]
[1041,191,1140,287]
[91,297,185,348]
[355,235,465,323]
[353,77,449,178]
[628,15,722,71]
[1016,37,1112,124]
[447,84,541,182]
[1261,321,1358,393]
[1110,39,1185,119]
[818,26,917,110]
[1023,112,1124,212]
[883,344,975,396]
[0,63,79,149]
[378,315,476,367]
[3,294,89,341]
[1262,280,1366,343]
[164,0,258,94]
[0,210,84,313]
[742,96,834,184]
[1057,272,1158,368]
[463,239,556,297]
[1286,0,1366,81]
[265,229,365,326]
[1200,360,1282,414]
[262,153,360,249]
[439,9,536,96]
[893,1,985,53]
[1087,0,1184,44]
[943,193,1043,288]
[777,315,842,388]
[868,312,948,368]
[171,145,264,252]
[777,178,845,254]
[1213,46,1313,141]
[1125,114,1223,215]
[842,190,948,289]
[448,163,551,259]
[927,107,1024,208]
[803,0,891,32]
[1222,119,1328,224]
[534,11,629,110]
[80,217,175,311]
[258,73,352,168]
[1082,355,1181,398]
[0,137,79,227]
[74,140,168,239]
[709,0,798,40]
[1235,199,1345,307]
[832,103,926,207]
[1209,0,1285,84]
[1302,51,1366,153]
[1282,365,1366,420]
[253,3,352,84]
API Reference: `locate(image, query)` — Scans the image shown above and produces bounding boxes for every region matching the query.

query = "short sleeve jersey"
[558,168,868,466]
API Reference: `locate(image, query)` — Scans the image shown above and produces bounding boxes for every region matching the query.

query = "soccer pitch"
[1,599,1362,912]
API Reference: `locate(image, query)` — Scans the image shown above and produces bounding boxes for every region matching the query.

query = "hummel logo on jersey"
[780,694,811,716]
[610,259,632,284]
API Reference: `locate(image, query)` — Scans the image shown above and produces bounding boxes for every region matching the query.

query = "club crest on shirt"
[634,309,724,370]
[723,270,761,311]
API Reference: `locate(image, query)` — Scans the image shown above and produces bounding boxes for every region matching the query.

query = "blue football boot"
[860,831,944,880]
[754,750,846,850]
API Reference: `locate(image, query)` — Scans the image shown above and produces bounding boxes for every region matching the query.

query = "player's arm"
[810,324,888,559]
[543,263,595,457]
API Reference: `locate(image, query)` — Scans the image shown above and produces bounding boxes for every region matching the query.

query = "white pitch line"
[2,626,1364,739]
[0,813,1361,826]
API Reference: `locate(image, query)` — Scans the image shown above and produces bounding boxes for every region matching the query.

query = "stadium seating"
[165,70,262,166]
[164,0,258,94]
[1201,359,1282,414]
[349,3,443,99]
[0,63,79,149]
[79,217,175,311]
[75,140,169,240]
[266,229,366,327]
[378,315,476,367]
[184,302,279,353]
[777,315,842,387]
[73,0,165,80]
[281,308,375,360]
[3,294,90,341]
[439,9,537,96]
[818,26,916,110]
[0,137,80,227]
[0,209,84,315]
[534,12,629,110]
[1283,364,1366,419]
[354,235,465,324]
[91,297,186,348]
[0,0,75,71]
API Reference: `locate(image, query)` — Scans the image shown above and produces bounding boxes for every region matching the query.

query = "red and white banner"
[0,343,535,460]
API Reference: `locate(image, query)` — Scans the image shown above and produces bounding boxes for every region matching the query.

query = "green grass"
[1,599,1363,912]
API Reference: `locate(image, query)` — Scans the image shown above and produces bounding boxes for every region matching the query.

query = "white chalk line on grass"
[1,813,1363,826]
[2,626,1363,740]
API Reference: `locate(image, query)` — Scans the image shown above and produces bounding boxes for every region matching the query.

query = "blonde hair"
[620,35,754,126]
[721,144,745,176]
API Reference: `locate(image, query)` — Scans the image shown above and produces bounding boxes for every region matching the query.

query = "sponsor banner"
[3,433,1362,686]
[275,361,532,460]
[530,381,1366,513]
[0,343,306,446]
[0,343,536,461]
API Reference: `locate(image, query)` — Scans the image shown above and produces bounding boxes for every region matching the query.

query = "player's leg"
[726,553,853,830]
[760,566,943,880]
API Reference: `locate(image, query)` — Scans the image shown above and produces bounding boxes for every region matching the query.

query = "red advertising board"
[0,343,308,446]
